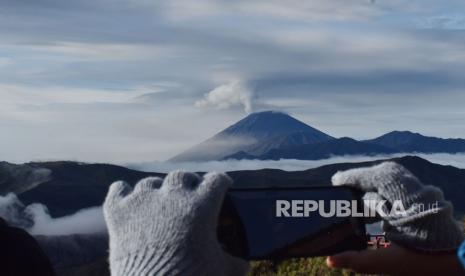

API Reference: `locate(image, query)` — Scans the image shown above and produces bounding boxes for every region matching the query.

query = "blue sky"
[1,0,465,163]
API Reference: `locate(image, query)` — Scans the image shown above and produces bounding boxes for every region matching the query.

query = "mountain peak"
[248,110,285,116]
[371,130,426,143]
[220,110,332,140]
[170,111,334,161]
[384,130,422,137]
[366,130,465,153]
[365,130,425,150]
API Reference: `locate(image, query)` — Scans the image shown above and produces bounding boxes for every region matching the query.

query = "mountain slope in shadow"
[225,137,396,160]
[365,130,465,153]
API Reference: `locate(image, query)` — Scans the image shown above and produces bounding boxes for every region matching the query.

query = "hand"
[327,243,464,276]
[332,161,464,251]
[103,171,249,276]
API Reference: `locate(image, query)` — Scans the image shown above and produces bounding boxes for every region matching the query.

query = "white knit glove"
[103,171,249,276]
[332,162,464,252]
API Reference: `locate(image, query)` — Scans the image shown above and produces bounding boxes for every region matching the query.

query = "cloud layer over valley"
[130,153,465,173]
[0,193,106,236]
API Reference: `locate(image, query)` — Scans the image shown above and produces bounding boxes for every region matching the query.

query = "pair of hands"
[103,163,464,276]
[328,162,464,275]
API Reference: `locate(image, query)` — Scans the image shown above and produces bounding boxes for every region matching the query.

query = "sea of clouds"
[129,153,465,173]
[2,153,465,236]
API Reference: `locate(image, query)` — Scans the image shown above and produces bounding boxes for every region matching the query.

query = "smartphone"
[217,186,367,260]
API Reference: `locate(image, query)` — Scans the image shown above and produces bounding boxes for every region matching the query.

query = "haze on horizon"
[1,0,465,163]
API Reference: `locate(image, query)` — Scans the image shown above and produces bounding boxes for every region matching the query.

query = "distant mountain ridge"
[365,130,465,153]
[171,111,465,161]
[228,137,396,160]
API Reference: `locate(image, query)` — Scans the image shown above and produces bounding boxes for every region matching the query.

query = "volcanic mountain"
[170,111,334,161]
[171,111,465,161]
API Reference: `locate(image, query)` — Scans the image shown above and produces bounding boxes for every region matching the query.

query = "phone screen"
[218,186,367,260]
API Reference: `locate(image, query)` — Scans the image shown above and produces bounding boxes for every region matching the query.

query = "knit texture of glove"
[332,161,464,252]
[103,171,249,276]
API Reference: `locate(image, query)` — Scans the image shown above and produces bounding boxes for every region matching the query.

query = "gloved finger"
[133,177,163,193]
[331,164,381,191]
[332,162,421,194]
[162,170,201,190]
[197,172,232,209]
[105,181,132,205]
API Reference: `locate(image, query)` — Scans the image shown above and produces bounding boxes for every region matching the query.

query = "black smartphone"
[217,186,367,260]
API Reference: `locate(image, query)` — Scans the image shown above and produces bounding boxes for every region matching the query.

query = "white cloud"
[0,193,106,236]
[195,80,254,114]
[0,83,151,122]
[160,0,381,22]
[129,153,465,173]
[416,14,465,30]
[27,204,106,236]
[234,0,380,22]
[30,42,175,61]
[0,84,145,106]
[415,153,465,169]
